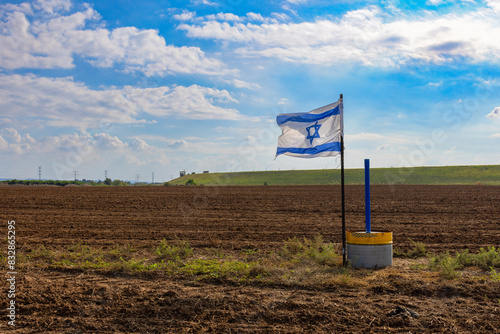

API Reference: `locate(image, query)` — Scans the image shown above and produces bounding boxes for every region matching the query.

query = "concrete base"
[347,243,393,268]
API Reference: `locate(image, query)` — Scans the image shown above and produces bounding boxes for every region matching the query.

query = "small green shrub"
[429,252,461,279]
[155,239,193,261]
[455,249,472,267]
[490,267,500,281]
[440,257,461,279]
[281,237,305,258]
[280,235,338,266]
[30,245,55,260]
[475,247,500,270]
[185,179,196,186]
[406,239,428,258]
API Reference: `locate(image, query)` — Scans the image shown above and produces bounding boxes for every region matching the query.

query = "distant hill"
[167,165,500,186]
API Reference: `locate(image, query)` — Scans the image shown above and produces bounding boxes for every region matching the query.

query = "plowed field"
[1,185,499,333]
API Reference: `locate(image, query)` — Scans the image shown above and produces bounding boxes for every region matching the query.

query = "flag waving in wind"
[276,99,343,158]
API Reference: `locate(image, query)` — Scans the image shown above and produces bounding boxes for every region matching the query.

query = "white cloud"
[93,133,128,150]
[123,84,243,120]
[0,3,229,76]
[172,10,196,21]
[486,107,500,119]
[229,79,261,90]
[426,0,445,5]
[34,0,71,14]
[285,0,308,4]
[348,133,387,141]
[246,12,265,22]
[205,13,242,21]
[0,2,33,15]
[0,74,142,128]
[492,133,500,138]
[179,5,500,67]
[0,129,181,179]
[129,137,150,151]
[192,0,218,6]
[346,132,412,146]
[428,81,442,87]
[0,74,244,128]
[271,12,291,22]
[486,0,500,13]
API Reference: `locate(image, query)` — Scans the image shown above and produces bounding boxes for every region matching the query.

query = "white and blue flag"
[276,100,343,158]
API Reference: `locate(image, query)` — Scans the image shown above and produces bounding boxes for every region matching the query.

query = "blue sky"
[1,0,499,181]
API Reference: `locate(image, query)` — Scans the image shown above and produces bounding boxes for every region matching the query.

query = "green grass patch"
[166,164,500,186]
[18,238,500,286]
[155,239,193,261]
[429,247,500,279]
[395,239,428,259]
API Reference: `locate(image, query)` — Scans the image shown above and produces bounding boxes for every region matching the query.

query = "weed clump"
[155,239,193,261]
[281,235,339,266]
[394,239,428,258]
[429,247,500,279]
[406,240,428,258]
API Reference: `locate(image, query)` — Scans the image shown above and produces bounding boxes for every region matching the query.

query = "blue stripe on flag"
[276,142,341,156]
[276,105,340,126]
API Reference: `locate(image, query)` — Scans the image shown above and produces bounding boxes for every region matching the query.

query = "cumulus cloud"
[486,107,500,119]
[172,10,196,21]
[129,137,150,151]
[486,0,500,12]
[34,0,71,14]
[93,133,127,150]
[0,1,229,76]
[123,84,242,120]
[0,74,244,128]
[0,128,158,157]
[0,127,48,154]
[0,74,142,127]
[179,5,500,67]
[205,13,242,21]
[246,12,265,22]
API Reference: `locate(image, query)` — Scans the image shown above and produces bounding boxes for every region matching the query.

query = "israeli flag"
[276,100,342,158]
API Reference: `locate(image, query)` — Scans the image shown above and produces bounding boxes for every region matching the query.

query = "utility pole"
[136,174,140,183]
[38,166,42,181]
[73,170,78,181]
[105,170,108,179]
[152,172,154,184]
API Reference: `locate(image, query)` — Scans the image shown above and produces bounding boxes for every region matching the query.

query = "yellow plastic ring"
[347,231,393,245]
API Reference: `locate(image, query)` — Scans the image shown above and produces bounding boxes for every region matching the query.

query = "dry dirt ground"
[1,185,499,333]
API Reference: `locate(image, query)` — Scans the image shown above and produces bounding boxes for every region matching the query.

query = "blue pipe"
[365,159,371,233]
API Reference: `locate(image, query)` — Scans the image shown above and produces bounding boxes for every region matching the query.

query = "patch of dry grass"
[16,237,500,290]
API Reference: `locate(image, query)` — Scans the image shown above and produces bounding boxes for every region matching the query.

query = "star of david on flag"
[276,99,343,158]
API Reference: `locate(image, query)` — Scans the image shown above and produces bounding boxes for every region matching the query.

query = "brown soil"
[1,185,499,333]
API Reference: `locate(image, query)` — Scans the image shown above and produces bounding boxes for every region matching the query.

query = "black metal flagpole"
[340,94,346,266]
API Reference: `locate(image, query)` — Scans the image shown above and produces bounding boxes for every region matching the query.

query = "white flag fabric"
[276,100,342,158]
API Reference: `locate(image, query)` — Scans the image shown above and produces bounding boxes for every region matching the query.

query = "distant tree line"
[5,179,85,186]
[102,178,131,186]
[4,178,131,186]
